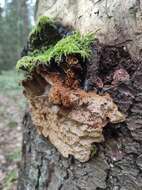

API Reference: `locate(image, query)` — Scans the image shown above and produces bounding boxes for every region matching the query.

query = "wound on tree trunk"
[17,16,140,163]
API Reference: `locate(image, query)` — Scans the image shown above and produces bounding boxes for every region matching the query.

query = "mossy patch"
[30,16,54,35]
[16,56,36,72]
[49,32,95,61]
[29,16,61,50]
[16,32,95,72]
[90,144,97,158]
[3,170,17,190]
[7,148,21,162]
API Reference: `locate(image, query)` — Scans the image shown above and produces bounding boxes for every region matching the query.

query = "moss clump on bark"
[29,16,61,50]
[51,32,94,61]
[16,56,36,72]
[16,32,95,72]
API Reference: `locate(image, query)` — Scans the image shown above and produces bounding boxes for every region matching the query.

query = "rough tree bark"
[17,0,142,190]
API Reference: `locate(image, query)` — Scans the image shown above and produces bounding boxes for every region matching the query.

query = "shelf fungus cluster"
[17,16,125,162]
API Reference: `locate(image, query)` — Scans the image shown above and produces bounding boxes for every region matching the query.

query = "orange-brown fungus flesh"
[22,56,125,162]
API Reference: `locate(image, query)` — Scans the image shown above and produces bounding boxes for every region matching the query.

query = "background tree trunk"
[17,0,142,189]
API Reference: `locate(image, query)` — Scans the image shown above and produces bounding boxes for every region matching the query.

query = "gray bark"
[36,0,142,60]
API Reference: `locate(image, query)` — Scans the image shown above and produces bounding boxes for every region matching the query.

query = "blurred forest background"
[0,0,35,189]
[0,0,34,71]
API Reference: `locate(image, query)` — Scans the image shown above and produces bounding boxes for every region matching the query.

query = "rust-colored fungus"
[23,62,125,162]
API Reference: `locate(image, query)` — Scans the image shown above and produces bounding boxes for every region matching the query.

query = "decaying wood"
[20,43,127,163]
[23,70,124,162]
[18,43,142,189]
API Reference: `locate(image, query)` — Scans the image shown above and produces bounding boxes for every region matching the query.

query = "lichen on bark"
[17,16,125,162]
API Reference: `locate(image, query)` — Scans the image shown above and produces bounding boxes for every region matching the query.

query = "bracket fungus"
[17,16,125,162]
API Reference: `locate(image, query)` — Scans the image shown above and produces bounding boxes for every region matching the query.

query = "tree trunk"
[36,0,142,60]
[17,0,142,189]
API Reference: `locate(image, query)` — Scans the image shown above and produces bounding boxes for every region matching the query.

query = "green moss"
[29,16,54,38]
[16,56,36,72]
[16,48,52,71]
[90,144,97,158]
[18,16,95,72]
[29,16,61,50]
[17,32,95,72]
[50,32,95,61]
[3,170,17,190]
[7,148,21,161]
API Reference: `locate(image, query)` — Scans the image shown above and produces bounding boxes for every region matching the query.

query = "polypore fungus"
[17,16,125,162]
[22,69,125,162]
